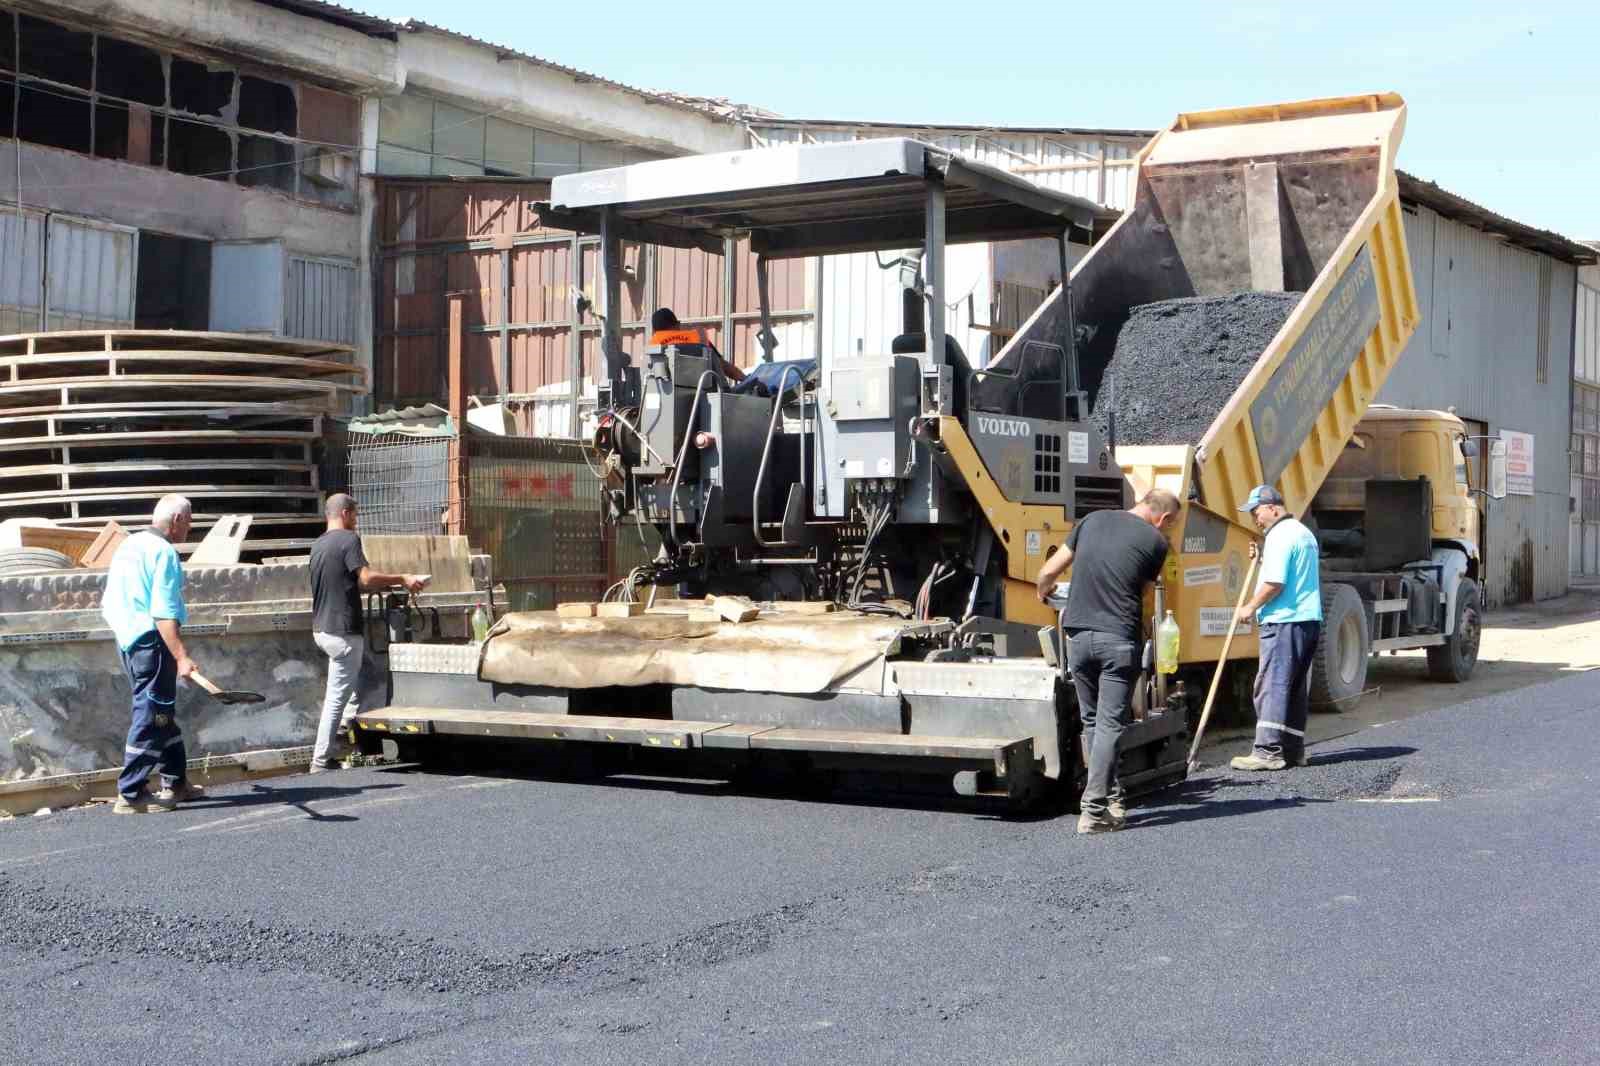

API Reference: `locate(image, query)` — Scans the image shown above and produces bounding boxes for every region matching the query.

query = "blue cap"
[1238,485,1284,512]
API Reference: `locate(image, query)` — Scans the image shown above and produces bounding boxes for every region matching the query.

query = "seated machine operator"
[650,307,746,384]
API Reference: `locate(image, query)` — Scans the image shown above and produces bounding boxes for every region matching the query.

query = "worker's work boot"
[1077,811,1123,835]
[1230,753,1288,772]
[1108,798,1127,823]
[160,780,206,804]
[113,789,177,815]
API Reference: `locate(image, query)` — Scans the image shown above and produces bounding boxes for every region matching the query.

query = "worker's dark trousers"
[117,631,187,800]
[1252,620,1321,761]
[1067,630,1139,818]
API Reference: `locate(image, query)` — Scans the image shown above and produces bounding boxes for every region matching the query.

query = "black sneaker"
[113,789,176,814]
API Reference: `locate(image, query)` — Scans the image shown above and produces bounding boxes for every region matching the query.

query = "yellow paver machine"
[359,93,1501,809]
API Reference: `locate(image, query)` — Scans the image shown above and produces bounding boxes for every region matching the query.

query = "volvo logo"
[976,416,1032,438]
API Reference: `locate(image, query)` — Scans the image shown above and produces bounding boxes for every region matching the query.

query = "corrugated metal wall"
[286,255,359,344]
[1572,265,1600,576]
[752,125,1143,211]
[1378,203,1575,604]
[0,207,45,333]
[374,179,812,429]
[43,215,136,331]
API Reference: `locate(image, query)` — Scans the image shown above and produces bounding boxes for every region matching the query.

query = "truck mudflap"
[351,706,1043,803]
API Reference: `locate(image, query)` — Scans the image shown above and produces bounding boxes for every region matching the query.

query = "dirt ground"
[1207,581,1600,760]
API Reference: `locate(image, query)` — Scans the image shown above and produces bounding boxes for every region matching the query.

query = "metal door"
[211,240,286,334]
[45,215,137,331]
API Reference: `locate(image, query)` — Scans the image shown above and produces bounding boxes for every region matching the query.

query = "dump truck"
[358,92,1501,808]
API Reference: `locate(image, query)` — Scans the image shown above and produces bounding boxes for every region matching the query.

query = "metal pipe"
[752,363,807,548]
[662,370,719,554]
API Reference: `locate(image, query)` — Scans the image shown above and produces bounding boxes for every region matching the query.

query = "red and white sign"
[1502,430,1535,496]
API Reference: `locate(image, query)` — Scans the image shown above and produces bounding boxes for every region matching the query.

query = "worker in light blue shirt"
[1231,485,1322,771]
[100,495,205,813]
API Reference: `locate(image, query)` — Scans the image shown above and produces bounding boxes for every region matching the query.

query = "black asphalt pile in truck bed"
[1089,291,1303,446]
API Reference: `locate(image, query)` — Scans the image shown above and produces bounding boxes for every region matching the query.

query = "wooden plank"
[0,374,355,395]
[0,459,316,481]
[557,602,597,618]
[15,523,100,562]
[0,429,319,453]
[0,484,318,505]
[360,535,473,593]
[0,402,321,423]
[0,329,354,358]
[79,521,127,568]
[596,602,644,618]
[0,350,366,380]
[713,595,760,623]
[187,514,253,566]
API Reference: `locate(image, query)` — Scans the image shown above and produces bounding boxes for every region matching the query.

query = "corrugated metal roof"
[398,21,736,124]
[252,0,399,37]
[1397,172,1595,265]
[753,117,1157,141]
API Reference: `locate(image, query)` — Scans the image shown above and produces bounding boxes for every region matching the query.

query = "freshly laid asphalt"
[2,670,1597,1065]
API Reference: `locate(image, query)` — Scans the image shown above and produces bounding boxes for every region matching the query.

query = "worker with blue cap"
[1232,485,1322,770]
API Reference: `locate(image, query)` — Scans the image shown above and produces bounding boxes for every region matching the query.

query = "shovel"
[1186,551,1260,773]
[189,671,265,706]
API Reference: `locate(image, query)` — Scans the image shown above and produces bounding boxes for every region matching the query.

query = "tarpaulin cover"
[478,610,912,694]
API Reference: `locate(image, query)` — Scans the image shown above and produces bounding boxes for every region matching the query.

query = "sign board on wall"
[1502,430,1534,496]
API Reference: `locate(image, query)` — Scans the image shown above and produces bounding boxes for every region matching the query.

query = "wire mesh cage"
[347,433,452,535]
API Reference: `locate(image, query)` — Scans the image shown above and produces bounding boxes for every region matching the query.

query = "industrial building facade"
[4,0,1595,604]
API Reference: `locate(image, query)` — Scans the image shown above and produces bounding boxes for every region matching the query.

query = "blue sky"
[356,0,1598,239]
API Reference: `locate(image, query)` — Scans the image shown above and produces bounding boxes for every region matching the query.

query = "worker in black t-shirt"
[1035,489,1179,833]
[308,494,428,772]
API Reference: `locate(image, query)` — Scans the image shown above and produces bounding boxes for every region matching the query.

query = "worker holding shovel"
[101,494,205,814]
[1231,486,1323,771]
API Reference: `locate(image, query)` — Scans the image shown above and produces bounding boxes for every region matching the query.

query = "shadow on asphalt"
[181,780,405,823]
[1302,745,1418,767]
[1131,776,1334,827]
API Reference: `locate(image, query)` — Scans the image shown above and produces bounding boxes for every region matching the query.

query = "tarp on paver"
[478,609,915,694]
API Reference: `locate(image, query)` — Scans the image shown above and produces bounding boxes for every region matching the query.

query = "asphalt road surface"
[3,671,1597,1065]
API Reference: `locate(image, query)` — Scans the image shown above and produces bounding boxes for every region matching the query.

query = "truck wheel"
[1427,578,1481,682]
[1310,583,1369,708]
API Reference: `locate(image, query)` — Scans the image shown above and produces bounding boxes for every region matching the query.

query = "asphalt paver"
[3,670,1597,1064]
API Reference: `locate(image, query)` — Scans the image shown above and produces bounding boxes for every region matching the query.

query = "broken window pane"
[94,100,129,159]
[95,36,165,106]
[0,12,15,73]
[169,57,233,116]
[19,15,92,89]
[237,133,296,192]
[18,84,90,153]
[167,116,232,179]
[238,75,296,135]
[431,101,483,168]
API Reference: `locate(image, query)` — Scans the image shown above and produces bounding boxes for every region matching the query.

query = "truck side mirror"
[1461,439,1478,458]
[1487,439,1508,500]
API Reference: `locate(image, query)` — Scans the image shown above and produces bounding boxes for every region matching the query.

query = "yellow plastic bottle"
[1156,610,1180,675]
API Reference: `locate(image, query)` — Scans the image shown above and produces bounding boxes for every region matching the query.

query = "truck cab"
[1308,404,1506,701]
